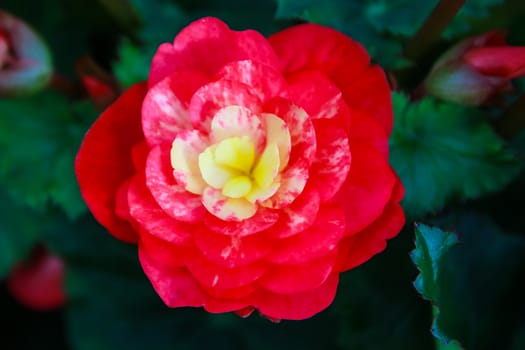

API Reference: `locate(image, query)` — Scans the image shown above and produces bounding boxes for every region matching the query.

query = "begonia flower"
[75,17,404,320]
[0,10,52,97]
[424,30,525,106]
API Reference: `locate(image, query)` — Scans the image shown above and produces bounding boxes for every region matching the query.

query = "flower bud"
[424,30,525,106]
[0,10,52,97]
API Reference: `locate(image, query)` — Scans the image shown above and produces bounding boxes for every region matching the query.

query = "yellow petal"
[222,175,253,198]
[202,188,257,221]
[262,113,291,171]
[198,146,238,189]
[252,143,280,188]
[214,136,255,173]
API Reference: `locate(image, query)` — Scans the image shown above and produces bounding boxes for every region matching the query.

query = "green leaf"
[430,213,525,350]
[0,189,48,278]
[411,224,458,301]
[390,93,522,218]
[0,91,94,219]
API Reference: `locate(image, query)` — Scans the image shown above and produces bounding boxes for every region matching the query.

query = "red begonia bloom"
[75,17,404,320]
[425,30,525,106]
[7,246,66,311]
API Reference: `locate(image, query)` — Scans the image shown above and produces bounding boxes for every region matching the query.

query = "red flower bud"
[6,245,66,311]
[0,10,52,97]
[424,30,525,105]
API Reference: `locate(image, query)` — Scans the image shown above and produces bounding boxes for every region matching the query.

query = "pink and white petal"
[149,17,279,86]
[335,202,405,272]
[309,121,351,202]
[194,226,274,268]
[185,248,266,289]
[216,60,285,102]
[202,187,257,221]
[140,253,206,308]
[268,185,320,239]
[142,71,209,146]
[338,66,393,134]
[170,130,208,194]
[75,83,147,244]
[261,157,309,209]
[189,80,262,132]
[203,207,279,237]
[128,174,193,245]
[333,144,396,236]
[254,273,339,321]
[210,105,265,152]
[266,204,345,265]
[259,252,337,294]
[269,23,369,80]
[347,109,389,157]
[261,113,291,171]
[264,97,316,166]
[146,146,205,222]
[283,70,349,121]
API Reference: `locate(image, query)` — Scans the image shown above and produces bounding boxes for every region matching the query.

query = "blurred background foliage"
[1,0,525,349]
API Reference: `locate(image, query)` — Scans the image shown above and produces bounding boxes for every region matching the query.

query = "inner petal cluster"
[170,105,291,221]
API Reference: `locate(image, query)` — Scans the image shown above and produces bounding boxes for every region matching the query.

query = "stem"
[404,0,467,61]
[493,93,525,139]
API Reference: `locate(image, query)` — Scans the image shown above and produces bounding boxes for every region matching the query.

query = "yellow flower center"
[198,136,280,201]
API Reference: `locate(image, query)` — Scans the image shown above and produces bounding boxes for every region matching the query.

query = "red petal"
[268,185,321,239]
[128,174,193,245]
[347,109,389,157]
[269,23,369,81]
[138,231,188,268]
[283,70,349,121]
[338,66,393,134]
[216,60,285,102]
[142,71,209,146]
[465,46,525,79]
[203,207,279,237]
[333,144,396,236]
[266,204,345,264]
[309,121,351,202]
[139,249,205,308]
[336,202,405,271]
[149,17,279,86]
[75,83,147,243]
[189,80,262,131]
[259,252,337,294]
[145,146,205,222]
[254,273,339,320]
[194,226,274,268]
[185,248,266,289]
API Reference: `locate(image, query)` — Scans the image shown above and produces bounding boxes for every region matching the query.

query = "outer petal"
[269,24,392,133]
[465,46,525,79]
[309,120,351,202]
[216,60,286,102]
[149,17,280,86]
[194,226,274,268]
[347,109,389,156]
[254,273,339,320]
[266,205,345,264]
[338,66,393,134]
[333,144,396,236]
[185,248,266,289]
[268,185,321,239]
[189,80,262,131]
[128,174,193,245]
[283,70,349,121]
[75,83,147,243]
[258,252,337,294]
[142,71,209,146]
[335,202,405,272]
[146,146,205,222]
[138,231,188,268]
[203,207,279,237]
